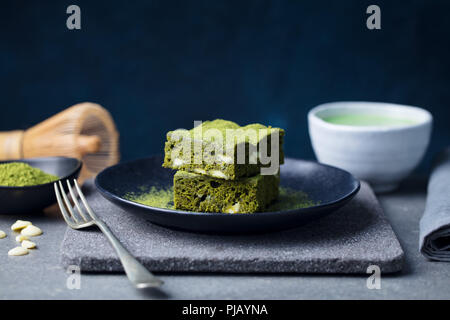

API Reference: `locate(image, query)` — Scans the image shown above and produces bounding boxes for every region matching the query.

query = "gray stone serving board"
[60,180,404,274]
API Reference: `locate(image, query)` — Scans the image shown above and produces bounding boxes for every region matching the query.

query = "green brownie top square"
[163,119,284,180]
[167,119,283,150]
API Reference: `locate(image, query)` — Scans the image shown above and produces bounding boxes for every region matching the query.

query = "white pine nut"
[21,240,36,249]
[21,225,43,237]
[8,247,29,256]
[16,235,29,242]
[11,220,32,231]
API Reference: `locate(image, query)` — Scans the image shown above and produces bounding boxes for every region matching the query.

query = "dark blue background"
[1,0,449,170]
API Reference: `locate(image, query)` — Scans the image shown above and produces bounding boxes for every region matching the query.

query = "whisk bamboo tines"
[0,102,120,180]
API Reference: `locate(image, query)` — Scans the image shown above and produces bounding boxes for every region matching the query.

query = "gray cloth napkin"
[420,147,450,261]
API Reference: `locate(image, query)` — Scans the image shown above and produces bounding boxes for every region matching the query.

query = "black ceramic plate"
[0,157,82,214]
[95,156,360,234]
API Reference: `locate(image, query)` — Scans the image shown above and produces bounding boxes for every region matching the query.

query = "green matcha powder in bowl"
[0,157,82,214]
[0,162,59,187]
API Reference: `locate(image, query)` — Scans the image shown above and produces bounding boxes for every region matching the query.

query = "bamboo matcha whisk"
[0,102,119,181]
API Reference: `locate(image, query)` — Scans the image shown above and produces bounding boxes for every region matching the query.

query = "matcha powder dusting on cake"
[0,162,59,187]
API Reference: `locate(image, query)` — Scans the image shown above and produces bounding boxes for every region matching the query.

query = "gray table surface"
[0,176,449,300]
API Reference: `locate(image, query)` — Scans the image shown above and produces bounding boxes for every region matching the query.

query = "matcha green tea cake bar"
[173,170,279,213]
[163,119,284,180]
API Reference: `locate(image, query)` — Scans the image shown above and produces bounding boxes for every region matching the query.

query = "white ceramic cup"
[308,102,433,193]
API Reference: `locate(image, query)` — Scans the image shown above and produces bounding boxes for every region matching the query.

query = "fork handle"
[95,221,163,288]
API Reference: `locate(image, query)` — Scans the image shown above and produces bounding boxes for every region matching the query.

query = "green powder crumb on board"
[0,162,59,187]
[124,185,316,212]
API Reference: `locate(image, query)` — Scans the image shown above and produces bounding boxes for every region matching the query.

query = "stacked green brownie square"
[163,119,284,213]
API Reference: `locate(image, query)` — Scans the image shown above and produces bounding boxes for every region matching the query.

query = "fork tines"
[54,180,95,229]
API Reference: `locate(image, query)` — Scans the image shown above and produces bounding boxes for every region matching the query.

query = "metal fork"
[54,179,163,289]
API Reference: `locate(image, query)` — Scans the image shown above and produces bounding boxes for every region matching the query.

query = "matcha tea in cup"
[322,114,419,127]
[308,102,432,192]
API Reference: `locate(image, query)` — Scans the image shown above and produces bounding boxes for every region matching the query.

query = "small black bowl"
[0,157,82,214]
